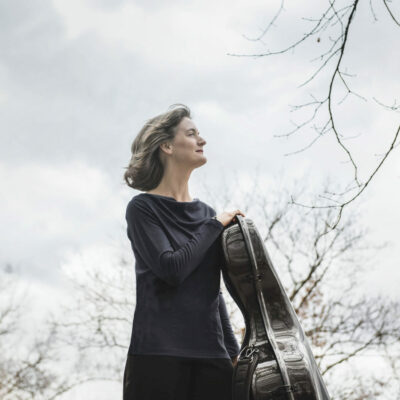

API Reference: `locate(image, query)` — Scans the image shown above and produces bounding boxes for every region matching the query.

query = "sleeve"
[218,291,241,357]
[125,198,224,287]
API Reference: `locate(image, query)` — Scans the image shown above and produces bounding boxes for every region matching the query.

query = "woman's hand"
[216,210,245,227]
[231,355,238,366]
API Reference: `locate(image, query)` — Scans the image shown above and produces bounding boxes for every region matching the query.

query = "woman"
[122,104,245,400]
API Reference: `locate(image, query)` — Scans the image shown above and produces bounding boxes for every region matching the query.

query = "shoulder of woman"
[126,195,156,221]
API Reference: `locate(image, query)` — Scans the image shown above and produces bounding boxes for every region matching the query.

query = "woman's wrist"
[211,215,224,228]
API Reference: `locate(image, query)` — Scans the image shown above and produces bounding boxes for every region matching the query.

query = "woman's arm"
[218,291,241,358]
[126,198,224,287]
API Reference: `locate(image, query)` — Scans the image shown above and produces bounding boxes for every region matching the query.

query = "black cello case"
[220,215,331,400]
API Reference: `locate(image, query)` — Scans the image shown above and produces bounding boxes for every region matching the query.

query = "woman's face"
[167,117,207,168]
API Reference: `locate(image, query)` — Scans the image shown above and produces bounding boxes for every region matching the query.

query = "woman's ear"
[159,141,173,155]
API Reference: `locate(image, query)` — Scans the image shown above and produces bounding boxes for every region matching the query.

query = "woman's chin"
[195,156,207,167]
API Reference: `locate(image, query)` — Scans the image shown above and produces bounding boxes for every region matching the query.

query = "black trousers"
[123,354,234,400]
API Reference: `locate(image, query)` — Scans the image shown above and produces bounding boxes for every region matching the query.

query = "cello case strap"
[232,350,260,400]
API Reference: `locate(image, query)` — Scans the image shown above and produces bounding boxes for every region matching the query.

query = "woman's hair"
[124,103,192,191]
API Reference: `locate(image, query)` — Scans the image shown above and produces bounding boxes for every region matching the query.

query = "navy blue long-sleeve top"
[125,192,241,359]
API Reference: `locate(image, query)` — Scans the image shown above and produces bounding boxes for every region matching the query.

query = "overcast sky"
[1,0,399,398]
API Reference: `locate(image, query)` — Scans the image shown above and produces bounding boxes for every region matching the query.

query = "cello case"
[220,215,330,400]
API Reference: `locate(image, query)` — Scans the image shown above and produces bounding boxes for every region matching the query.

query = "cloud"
[0,159,126,282]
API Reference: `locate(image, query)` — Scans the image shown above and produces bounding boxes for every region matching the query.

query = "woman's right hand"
[216,209,246,227]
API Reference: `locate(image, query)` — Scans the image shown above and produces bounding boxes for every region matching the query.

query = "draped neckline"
[141,192,199,204]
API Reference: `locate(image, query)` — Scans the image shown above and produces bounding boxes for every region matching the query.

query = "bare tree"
[380,341,400,399]
[0,266,91,400]
[48,249,134,389]
[227,0,400,232]
[216,176,399,399]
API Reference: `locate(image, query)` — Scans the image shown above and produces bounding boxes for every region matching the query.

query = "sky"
[1,0,399,398]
